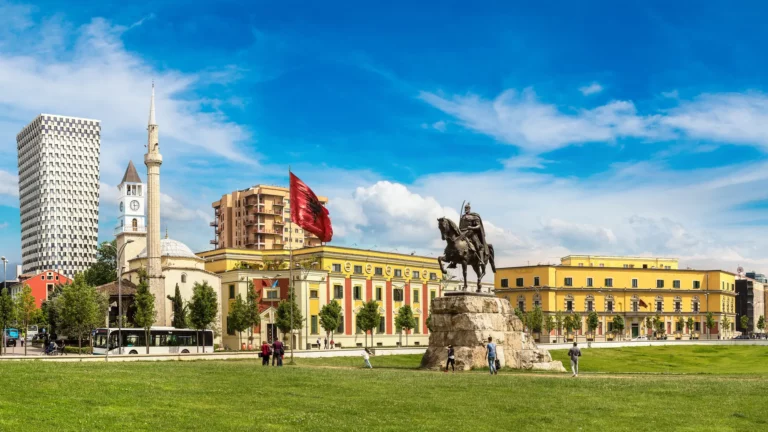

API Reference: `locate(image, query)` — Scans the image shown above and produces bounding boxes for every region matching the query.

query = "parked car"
[632,336,648,341]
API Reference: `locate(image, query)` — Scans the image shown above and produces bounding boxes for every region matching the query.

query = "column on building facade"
[405,282,411,305]
[386,280,393,334]
[422,282,429,334]
[344,278,352,335]
[366,279,372,301]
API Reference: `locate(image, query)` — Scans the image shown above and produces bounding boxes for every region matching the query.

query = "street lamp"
[107,240,134,357]
[1,256,7,291]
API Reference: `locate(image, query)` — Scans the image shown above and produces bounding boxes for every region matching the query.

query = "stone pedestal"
[420,293,565,372]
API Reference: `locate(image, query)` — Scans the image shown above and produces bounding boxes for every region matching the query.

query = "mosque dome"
[136,238,199,260]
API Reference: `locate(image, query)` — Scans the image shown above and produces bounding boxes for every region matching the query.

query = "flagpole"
[289,165,295,364]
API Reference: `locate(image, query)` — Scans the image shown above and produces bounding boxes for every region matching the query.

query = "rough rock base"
[420,294,565,372]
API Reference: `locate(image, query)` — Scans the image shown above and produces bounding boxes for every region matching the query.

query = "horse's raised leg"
[461,263,468,291]
[437,256,447,274]
[473,263,484,293]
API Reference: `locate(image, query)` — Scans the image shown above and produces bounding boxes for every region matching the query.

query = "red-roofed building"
[10,270,71,308]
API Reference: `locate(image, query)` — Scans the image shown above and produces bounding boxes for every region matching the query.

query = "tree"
[57,275,107,354]
[189,281,218,353]
[652,314,662,339]
[676,316,685,334]
[572,312,582,342]
[722,316,731,339]
[544,314,555,341]
[395,305,417,346]
[705,312,715,340]
[166,283,187,329]
[355,300,381,348]
[563,315,575,339]
[758,315,765,333]
[245,281,261,344]
[554,310,564,343]
[14,285,36,356]
[227,294,250,350]
[686,317,694,336]
[319,300,342,341]
[586,311,599,340]
[612,315,625,341]
[133,272,157,354]
[0,288,16,355]
[275,296,303,346]
[528,306,544,335]
[740,315,750,336]
[514,307,527,332]
[83,240,117,287]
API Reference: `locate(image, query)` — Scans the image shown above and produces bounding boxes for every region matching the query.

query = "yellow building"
[495,255,737,341]
[198,245,459,350]
[211,185,329,251]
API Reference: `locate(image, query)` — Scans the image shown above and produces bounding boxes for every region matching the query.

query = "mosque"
[112,85,222,330]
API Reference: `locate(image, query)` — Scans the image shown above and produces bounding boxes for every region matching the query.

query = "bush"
[63,346,93,355]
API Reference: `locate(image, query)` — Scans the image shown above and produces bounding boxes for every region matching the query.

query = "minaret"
[144,83,166,325]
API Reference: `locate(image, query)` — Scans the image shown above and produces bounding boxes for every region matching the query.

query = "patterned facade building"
[211,185,328,251]
[16,114,101,278]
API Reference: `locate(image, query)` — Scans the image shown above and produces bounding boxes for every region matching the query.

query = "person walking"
[445,345,455,372]
[324,337,328,350]
[568,342,582,377]
[272,339,284,367]
[330,338,334,349]
[362,348,374,369]
[316,337,321,350]
[260,340,271,366]
[486,336,497,375]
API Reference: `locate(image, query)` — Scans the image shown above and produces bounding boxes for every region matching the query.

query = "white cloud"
[0,222,8,230]
[661,90,679,99]
[419,88,664,153]
[0,170,18,197]
[537,218,617,251]
[420,120,447,132]
[579,82,603,96]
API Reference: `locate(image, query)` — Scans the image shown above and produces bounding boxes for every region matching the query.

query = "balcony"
[114,225,147,236]
[209,221,218,227]
[256,227,282,235]
[274,217,285,225]
[244,218,257,226]
[209,240,218,245]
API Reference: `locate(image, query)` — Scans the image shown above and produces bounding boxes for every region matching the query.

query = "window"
[332,264,341,272]
[354,265,363,274]
[694,322,701,331]
[518,301,525,312]
[586,277,593,287]
[656,301,663,312]
[413,289,420,302]
[516,278,524,287]
[378,317,385,333]
[693,281,701,289]
[376,287,382,301]
[414,320,420,334]
[673,280,680,289]
[566,300,573,312]
[310,290,318,298]
[600,263,605,267]
[565,277,573,287]
[656,280,664,288]
[578,263,584,267]
[501,279,509,288]
[266,290,278,299]
[530,276,539,286]
[374,267,383,276]
[676,321,683,332]
[394,269,402,278]
[394,289,404,302]
[311,316,318,334]
[181,273,187,283]
[353,286,362,300]
[337,318,344,334]
[606,301,613,312]
[586,301,593,312]
[356,317,363,334]
[228,285,235,299]
[334,285,344,299]
[632,301,639,312]
[227,317,235,335]
[605,278,613,288]
[430,291,436,300]
[675,301,681,312]
[693,302,700,313]
[430,272,437,280]
[632,279,638,288]
[413,271,420,279]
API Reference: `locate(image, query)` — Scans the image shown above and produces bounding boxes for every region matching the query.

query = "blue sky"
[3,0,768,278]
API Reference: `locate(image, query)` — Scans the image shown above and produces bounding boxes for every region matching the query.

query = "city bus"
[92,327,214,355]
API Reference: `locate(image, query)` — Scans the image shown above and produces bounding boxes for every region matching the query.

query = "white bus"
[92,327,214,355]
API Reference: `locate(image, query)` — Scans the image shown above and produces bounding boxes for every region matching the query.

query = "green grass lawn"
[1,346,768,431]
[549,345,768,375]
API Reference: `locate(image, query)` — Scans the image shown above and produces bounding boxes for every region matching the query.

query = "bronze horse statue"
[437,217,496,292]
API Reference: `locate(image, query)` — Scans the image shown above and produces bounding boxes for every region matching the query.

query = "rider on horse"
[448,202,488,269]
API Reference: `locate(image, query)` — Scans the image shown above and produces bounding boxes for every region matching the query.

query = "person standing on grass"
[362,348,374,369]
[272,339,284,367]
[486,336,497,375]
[568,342,581,377]
[445,345,456,372]
[260,340,271,366]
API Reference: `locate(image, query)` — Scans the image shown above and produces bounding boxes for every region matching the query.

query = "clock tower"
[116,160,147,273]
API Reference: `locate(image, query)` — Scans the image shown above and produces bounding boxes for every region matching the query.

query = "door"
[631,324,639,338]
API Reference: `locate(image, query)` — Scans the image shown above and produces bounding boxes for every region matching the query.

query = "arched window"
[691,296,700,313]
[631,294,639,312]
[604,294,615,312]
[181,273,187,283]
[674,296,682,313]
[564,294,575,312]
[533,293,541,309]
[132,218,138,231]
[585,294,595,312]
[655,295,664,313]
[517,294,526,312]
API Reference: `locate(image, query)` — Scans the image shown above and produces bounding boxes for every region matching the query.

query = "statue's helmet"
[464,202,471,211]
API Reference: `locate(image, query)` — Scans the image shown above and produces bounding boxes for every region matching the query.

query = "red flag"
[290,172,333,242]
[638,299,648,308]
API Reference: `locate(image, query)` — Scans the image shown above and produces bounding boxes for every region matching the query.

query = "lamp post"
[1,256,7,291]
[108,240,133,357]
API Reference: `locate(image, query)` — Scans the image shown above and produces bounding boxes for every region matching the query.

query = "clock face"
[119,202,124,212]
[130,200,140,211]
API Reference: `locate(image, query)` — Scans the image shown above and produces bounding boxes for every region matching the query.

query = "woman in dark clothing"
[445,345,456,372]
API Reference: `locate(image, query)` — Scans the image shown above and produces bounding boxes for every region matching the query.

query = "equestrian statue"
[437,202,496,292]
